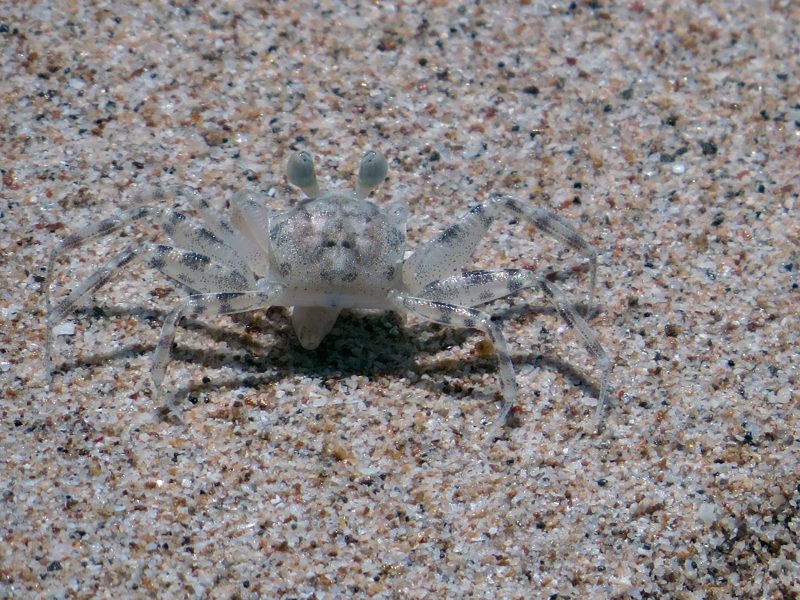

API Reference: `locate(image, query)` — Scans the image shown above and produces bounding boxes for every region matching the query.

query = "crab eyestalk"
[287,151,321,198]
[355,151,388,199]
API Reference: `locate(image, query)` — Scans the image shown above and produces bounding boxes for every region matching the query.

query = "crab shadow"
[56,298,604,420]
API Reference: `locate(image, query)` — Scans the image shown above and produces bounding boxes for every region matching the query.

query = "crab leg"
[45,205,254,309]
[403,202,497,293]
[502,198,598,316]
[151,286,286,395]
[417,269,609,428]
[388,290,516,440]
[46,206,149,312]
[404,197,598,314]
[46,244,252,373]
[132,185,268,276]
[416,269,533,306]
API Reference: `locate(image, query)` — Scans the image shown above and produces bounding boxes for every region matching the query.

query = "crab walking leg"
[403,201,498,293]
[501,198,598,316]
[46,246,139,372]
[404,197,598,314]
[152,208,254,279]
[388,291,516,440]
[46,206,151,312]
[150,287,286,393]
[45,205,255,311]
[417,269,610,425]
[46,244,253,372]
[417,269,535,306]
[132,186,269,276]
[536,275,610,428]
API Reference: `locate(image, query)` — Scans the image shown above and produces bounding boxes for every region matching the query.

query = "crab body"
[267,194,406,309]
[45,150,609,438]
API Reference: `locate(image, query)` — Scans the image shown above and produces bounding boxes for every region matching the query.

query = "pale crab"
[46,150,609,438]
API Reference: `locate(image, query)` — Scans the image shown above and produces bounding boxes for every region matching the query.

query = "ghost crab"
[46,150,609,438]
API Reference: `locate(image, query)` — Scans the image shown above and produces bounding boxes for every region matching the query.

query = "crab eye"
[358,152,388,189]
[287,151,320,198]
[355,151,388,199]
